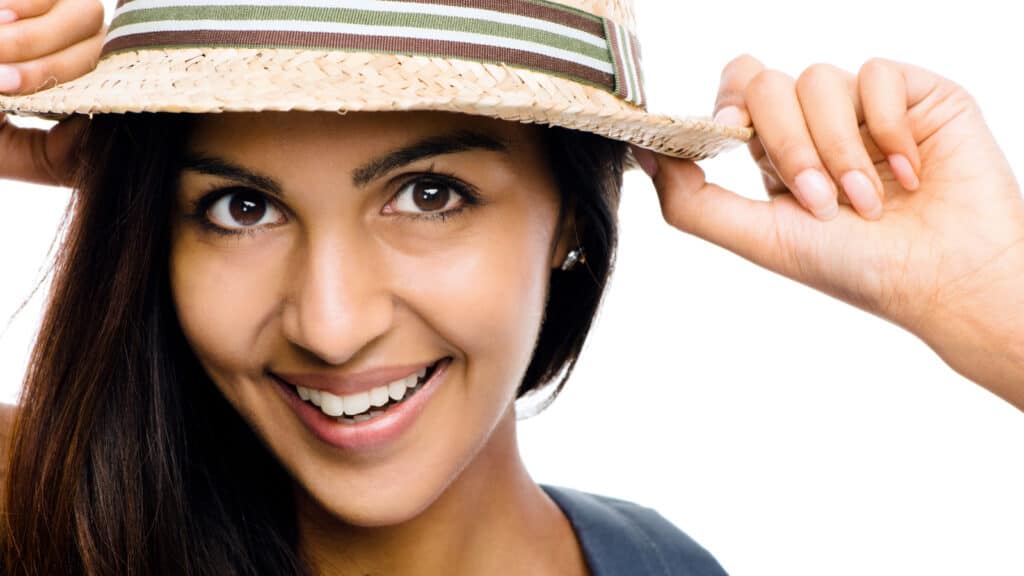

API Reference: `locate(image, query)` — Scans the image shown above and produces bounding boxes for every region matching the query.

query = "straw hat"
[0,0,753,161]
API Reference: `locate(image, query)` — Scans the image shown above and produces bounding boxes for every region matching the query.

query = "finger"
[45,113,89,186]
[0,0,58,19]
[0,24,105,95]
[713,53,765,128]
[713,55,802,200]
[0,0,104,64]
[796,63,885,220]
[859,58,922,192]
[745,69,840,221]
[0,112,89,186]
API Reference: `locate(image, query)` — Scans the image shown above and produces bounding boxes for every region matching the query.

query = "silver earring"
[560,247,586,271]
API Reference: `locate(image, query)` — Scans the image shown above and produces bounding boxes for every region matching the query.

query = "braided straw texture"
[0,48,752,161]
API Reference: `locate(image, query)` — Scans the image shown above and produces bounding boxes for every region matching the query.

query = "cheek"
[169,236,285,377]
[414,206,554,382]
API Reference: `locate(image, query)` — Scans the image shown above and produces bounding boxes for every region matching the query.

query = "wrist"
[912,284,1024,412]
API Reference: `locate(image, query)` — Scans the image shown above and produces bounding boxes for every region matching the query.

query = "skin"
[632,55,1024,410]
[0,0,104,185]
[0,0,1022,560]
[168,110,588,575]
[0,0,1020,403]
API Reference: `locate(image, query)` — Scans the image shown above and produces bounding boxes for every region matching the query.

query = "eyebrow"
[180,129,510,197]
[351,129,510,186]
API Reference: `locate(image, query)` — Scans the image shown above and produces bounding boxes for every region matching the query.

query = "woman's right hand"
[0,0,106,186]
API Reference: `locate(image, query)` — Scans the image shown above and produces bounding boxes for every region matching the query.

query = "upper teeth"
[297,366,429,418]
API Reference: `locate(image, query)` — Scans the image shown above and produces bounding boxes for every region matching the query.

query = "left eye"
[391,178,465,214]
[207,189,286,230]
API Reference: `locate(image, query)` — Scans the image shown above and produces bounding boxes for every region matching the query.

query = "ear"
[550,199,582,270]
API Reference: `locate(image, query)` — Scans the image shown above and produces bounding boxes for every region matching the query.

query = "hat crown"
[101,0,649,106]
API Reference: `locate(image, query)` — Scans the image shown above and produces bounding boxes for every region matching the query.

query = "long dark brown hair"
[1,111,625,575]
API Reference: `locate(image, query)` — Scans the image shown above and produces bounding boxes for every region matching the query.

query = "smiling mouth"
[281,357,449,425]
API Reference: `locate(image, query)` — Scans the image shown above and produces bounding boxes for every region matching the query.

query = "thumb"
[46,114,91,187]
[0,113,89,187]
[631,145,781,269]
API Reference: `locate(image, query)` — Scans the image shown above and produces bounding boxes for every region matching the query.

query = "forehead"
[186,110,546,156]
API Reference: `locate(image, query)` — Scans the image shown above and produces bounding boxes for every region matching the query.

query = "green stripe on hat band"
[100,0,647,107]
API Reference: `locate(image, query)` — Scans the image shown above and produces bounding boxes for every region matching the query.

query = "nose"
[281,233,392,365]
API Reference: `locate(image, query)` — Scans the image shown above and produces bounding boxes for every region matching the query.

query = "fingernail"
[713,105,746,128]
[841,170,883,220]
[630,145,659,179]
[888,153,920,191]
[0,9,17,23]
[794,168,839,220]
[0,65,20,92]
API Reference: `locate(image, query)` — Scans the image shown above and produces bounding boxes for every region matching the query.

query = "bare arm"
[636,54,1024,415]
[913,244,1024,411]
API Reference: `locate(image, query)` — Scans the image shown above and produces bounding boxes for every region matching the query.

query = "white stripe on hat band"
[111,0,608,49]
[103,19,618,75]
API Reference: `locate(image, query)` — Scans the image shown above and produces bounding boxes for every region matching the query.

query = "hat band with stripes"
[103,0,648,107]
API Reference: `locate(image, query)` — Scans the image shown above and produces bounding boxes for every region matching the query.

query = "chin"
[302,480,438,528]
[289,446,466,528]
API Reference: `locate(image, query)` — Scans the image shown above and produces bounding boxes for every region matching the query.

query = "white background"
[2,1,1022,575]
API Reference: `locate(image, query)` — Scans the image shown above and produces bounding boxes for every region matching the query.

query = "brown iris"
[228,190,267,226]
[411,180,450,212]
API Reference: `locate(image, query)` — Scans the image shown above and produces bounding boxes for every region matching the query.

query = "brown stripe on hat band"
[101,0,647,107]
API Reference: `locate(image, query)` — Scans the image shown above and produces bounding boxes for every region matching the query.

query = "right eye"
[203,187,287,234]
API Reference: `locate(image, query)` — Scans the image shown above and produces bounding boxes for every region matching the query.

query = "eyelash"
[184,171,482,237]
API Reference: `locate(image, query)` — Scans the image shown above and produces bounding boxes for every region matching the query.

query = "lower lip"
[272,358,451,452]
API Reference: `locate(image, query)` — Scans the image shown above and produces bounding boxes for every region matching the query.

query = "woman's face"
[169,111,572,526]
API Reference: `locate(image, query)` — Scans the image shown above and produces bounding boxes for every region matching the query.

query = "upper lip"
[271,358,443,397]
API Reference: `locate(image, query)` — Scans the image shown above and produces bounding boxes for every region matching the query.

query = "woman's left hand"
[631,54,1024,408]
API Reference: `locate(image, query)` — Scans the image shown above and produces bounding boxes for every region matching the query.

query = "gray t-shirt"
[540,484,728,576]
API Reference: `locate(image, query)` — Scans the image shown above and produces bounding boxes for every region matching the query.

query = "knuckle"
[860,56,891,77]
[772,137,817,177]
[867,115,905,140]
[656,173,693,232]
[22,0,53,17]
[82,0,104,30]
[0,29,31,63]
[930,79,982,121]
[727,53,759,69]
[948,82,982,114]
[718,53,762,103]
[746,69,792,98]
[796,62,841,92]
[657,192,686,231]
[817,131,867,162]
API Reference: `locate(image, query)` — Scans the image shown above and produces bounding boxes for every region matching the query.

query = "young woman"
[0,0,1021,574]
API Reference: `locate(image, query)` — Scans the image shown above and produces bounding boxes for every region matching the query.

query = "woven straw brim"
[0,48,754,163]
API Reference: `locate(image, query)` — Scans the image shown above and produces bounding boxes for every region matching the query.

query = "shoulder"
[541,483,728,576]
